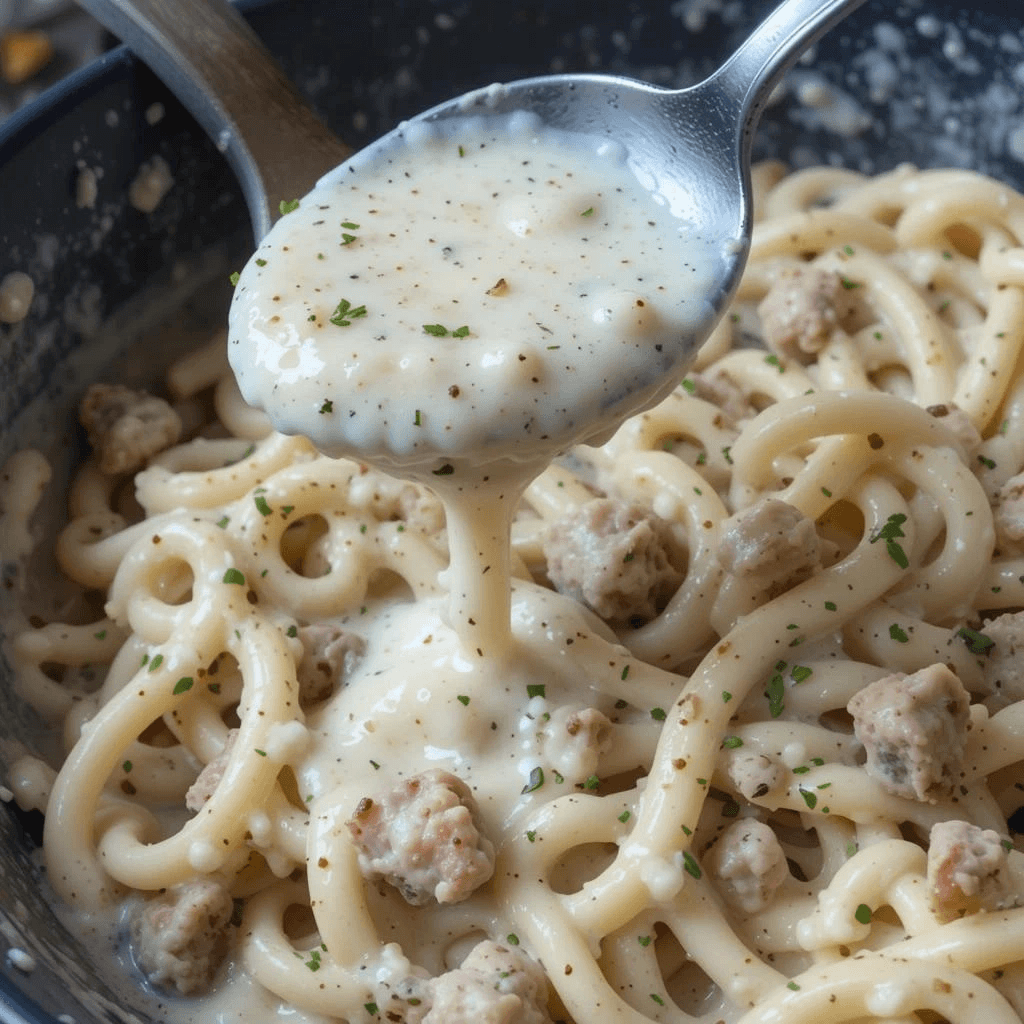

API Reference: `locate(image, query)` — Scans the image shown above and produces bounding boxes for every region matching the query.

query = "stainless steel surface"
[74,0,350,239]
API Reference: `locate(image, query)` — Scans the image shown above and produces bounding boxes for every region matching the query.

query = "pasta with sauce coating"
[7,161,1024,1022]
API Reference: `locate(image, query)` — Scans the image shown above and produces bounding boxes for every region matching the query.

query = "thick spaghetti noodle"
[6,161,1024,1022]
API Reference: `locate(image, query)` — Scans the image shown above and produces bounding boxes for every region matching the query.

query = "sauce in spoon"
[229,113,727,650]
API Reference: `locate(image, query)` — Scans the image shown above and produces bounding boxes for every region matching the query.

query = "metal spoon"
[80,0,864,255]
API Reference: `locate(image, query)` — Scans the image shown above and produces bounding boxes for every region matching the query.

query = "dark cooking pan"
[0,1,1022,1021]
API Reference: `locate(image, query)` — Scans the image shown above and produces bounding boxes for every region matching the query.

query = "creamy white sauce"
[228,113,724,474]
[300,586,620,840]
[228,113,727,655]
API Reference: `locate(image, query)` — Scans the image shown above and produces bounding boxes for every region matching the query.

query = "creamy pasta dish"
[6,146,1024,1024]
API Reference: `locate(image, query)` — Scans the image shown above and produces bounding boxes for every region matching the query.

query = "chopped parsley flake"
[870,512,909,568]
[319,400,333,414]
[638,934,652,947]
[825,601,837,611]
[329,299,367,327]
[222,568,245,585]
[799,788,817,810]
[765,672,785,718]
[722,736,743,749]
[650,707,666,721]
[787,981,800,991]
[958,626,994,655]
[621,665,630,681]
[722,690,732,703]
[765,354,785,372]
[173,677,193,695]
[583,774,600,790]
[681,378,696,394]
[854,903,872,924]
[650,994,665,1006]
[618,810,631,823]
[580,207,594,217]
[286,625,298,638]
[94,629,107,640]
[148,654,163,672]
[526,684,546,699]
[254,258,267,266]
[889,623,909,643]
[255,495,272,516]
[526,830,536,842]
[978,454,997,470]
[229,271,240,286]
[279,198,300,214]
[522,766,545,794]
[216,515,229,529]
[506,933,520,945]
[682,851,701,879]
[457,695,470,706]
[791,665,812,683]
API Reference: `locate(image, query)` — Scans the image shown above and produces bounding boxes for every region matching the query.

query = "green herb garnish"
[329,299,367,326]
[958,626,994,655]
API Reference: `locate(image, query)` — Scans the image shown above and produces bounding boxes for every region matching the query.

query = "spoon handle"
[712,0,868,126]
[77,0,350,240]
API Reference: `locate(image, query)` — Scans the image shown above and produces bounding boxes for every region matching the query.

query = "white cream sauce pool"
[227,112,726,472]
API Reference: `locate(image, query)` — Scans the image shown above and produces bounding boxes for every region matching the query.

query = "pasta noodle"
[7,160,1024,1023]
